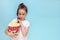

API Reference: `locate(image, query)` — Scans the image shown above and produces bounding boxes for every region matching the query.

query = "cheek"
[23,15,26,18]
[18,15,21,17]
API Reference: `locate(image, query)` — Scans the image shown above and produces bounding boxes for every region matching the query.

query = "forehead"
[18,9,26,13]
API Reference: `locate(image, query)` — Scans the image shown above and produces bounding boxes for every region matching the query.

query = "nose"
[20,15,23,17]
[20,15,23,18]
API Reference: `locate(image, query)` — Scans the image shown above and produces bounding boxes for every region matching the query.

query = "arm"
[21,22,29,37]
[5,28,16,38]
[17,19,30,37]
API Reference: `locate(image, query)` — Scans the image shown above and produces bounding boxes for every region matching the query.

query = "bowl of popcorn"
[8,22,21,34]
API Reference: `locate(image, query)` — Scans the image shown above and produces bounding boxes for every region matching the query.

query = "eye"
[22,14,25,15]
[19,13,21,15]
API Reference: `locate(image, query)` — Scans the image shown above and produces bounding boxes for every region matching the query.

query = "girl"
[5,3,30,40]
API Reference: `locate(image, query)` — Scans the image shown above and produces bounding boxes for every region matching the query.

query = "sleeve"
[8,18,17,26]
[11,18,17,23]
[26,21,30,27]
[23,21,30,28]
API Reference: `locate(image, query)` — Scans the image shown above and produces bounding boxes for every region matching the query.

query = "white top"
[9,18,30,40]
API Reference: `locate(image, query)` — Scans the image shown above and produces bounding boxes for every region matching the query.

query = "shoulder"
[11,18,17,22]
[8,18,17,26]
[24,20,30,24]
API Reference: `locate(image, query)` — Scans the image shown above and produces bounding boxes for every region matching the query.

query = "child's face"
[18,9,27,21]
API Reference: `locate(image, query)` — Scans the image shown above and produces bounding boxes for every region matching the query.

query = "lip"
[20,18,24,20]
[20,18,22,19]
[17,17,24,21]
[18,17,22,19]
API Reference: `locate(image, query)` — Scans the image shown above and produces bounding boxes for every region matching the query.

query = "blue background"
[0,0,60,40]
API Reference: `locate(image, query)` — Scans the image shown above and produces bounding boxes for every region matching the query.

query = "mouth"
[17,17,23,20]
[17,17,22,19]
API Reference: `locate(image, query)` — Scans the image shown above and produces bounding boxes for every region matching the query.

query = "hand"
[17,19,21,23]
[17,19,22,27]
[10,32,18,38]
